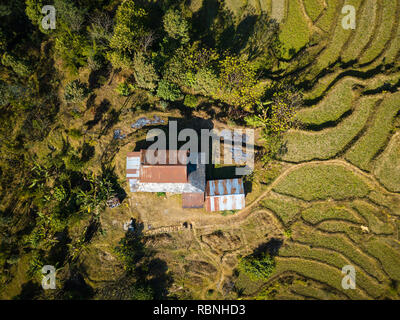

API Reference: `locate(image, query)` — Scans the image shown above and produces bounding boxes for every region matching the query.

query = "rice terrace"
[0,0,399,302]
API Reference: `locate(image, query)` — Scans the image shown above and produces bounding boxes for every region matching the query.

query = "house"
[126,149,246,211]
[205,178,245,212]
[126,149,206,208]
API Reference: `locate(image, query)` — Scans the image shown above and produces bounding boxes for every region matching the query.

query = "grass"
[340,0,378,63]
[351,200,394,235]
[303,0,325,22]
[383,14,400,65]
[296,78,356,125]
[364,238,400,281]
[279,242,385,298]
[261,196,302,225]
[290,281,344,300]
[273,257,368,299]
[315,0,341,32]
[279,95,375,162]
[273,164,370,201]
[345,92,400,171]
[368,191,400,216]
[278,0,311,59]
[307,0,363,81]
[301,203,362,224]
[303,71,341,101]
[358,0,398,65]
[291,222,386,281]
[374,133,400,192]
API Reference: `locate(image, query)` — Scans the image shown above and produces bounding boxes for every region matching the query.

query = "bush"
[163,9,190,44]
[183,95,199,108]
[133,52,159,90]
[156,79,182,101]
[237,253,276,281]
[116,82,135,96]
[68,128,82,139]
[64,80,89,103]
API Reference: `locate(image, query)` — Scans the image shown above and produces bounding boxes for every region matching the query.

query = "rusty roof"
[182,192,205,208]
[140,165,188,183]
[205,194,245,212]
[142,149,188,165]
[206,178,244,196]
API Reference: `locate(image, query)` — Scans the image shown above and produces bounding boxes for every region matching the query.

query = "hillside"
[0,0,399,300]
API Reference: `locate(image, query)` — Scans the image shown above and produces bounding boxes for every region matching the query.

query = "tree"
[54,0,85,32]
[64,80,89,103]
[109,0,148,55]
[1,53,32,77]
[183,95,199,108]
[133,52,159,90]
[245,84,302,133]
[217,55,264,111]
[156,79,182,101]
[237,253,275,281]
[25,0,43,27]
[162,9,190,44]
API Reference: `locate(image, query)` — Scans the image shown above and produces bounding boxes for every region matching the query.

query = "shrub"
[163,9,190,44]
[116,82,135,97]
[183,95,199,108]
[133,52,159,90]
[68,128,82,139]
[64,80,89,103]
[156,79,182,101]
[237,253,276,281]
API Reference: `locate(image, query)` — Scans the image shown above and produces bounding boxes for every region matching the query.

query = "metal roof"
[140,165,188,183]
[142,149,188,165]
[126,152,141,192]
[182,192,205,208]
[206,178,244,196]
[205,194,245,211]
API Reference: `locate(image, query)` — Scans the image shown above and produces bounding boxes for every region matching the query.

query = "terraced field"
[170,0,400,300]
[66,0,400,300]
[233,0,400,300]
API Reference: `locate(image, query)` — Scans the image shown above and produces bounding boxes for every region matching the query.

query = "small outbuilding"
[205,178,245,212]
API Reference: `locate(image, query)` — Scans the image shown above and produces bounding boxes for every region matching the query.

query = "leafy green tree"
[1,53,32,77]
[109,0,148,57]
[25,0,43,27]
[133,52,159,90]
[131,282,155,300]
[156,79,182,101]
[64,80,89,103]
[116,81,135,96]
[183,95,199,108]
[237,253,276,281]
[77,173,114,215]
[217,55,264,111]
[54,0,85,32]
[163,9,190,44]
[55,31,89,74]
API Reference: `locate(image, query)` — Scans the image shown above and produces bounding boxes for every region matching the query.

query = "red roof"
[140,165,188,183]
[182,192,205,208]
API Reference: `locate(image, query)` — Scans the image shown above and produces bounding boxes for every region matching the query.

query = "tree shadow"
[12,281,43,300]
[85,99,110,130]
[254,238,283,257]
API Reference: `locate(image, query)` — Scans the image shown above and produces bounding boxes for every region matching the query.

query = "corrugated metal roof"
[205,194,245,211]
[182,192,205,208]
[140,165,188,183]
[143,149,188,165]
[206,178,244,196]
